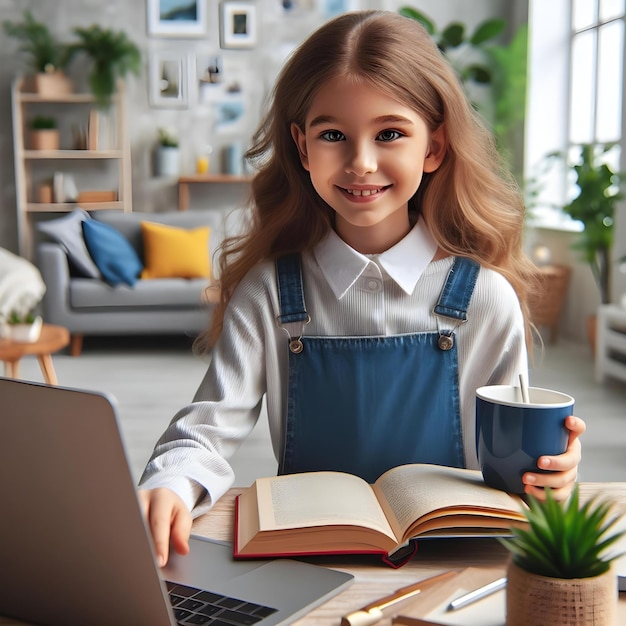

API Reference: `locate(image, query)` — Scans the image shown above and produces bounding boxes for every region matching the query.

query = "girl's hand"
[138,487,192,567]
[522,415,586,501]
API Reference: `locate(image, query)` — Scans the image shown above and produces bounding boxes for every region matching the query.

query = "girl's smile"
[340,185,390,200]
[292,77,445,253]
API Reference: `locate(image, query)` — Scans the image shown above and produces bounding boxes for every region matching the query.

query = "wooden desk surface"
[1,483,624,625]
[191,483,626,626]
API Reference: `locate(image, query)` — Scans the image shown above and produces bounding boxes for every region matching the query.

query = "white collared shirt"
[140,220,527,515]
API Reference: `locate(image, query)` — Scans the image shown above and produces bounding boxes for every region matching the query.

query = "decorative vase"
[8,316,43,343]
[156,146,180,177]
[506,560,616,626]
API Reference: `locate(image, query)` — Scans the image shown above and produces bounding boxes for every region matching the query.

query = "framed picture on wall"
[219,2,257,49]
[147,0,207,37]
[149,50,192,108]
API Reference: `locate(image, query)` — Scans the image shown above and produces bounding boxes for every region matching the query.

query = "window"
[526,0,625,229]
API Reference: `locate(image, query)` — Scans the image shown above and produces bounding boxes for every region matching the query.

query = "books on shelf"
[87,109,116,150]
[234,464,528,560]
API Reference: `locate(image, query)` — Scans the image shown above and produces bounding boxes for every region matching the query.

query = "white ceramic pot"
[9,316,43,343]
[156,147,180,177]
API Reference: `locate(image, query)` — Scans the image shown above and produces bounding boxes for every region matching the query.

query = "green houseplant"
[63,25,141,108]
[398,7,506,85]
[6,310,43,342]
[3,9,72,95]
[500,485,625,625]
[559,143,624,306]
[29,115,59,151]
[155,128,180,177]
[398,7,527,182]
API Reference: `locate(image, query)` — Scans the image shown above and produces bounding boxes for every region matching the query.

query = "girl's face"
[292,76,445,254]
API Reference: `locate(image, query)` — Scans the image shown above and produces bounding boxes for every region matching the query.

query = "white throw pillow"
[37,208,100,278]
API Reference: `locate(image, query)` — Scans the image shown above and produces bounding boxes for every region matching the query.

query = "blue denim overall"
[276,254,480,483]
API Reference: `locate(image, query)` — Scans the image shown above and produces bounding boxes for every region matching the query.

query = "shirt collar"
[314,219,438,299]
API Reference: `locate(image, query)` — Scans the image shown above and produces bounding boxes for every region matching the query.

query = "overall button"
[365,279,381,292]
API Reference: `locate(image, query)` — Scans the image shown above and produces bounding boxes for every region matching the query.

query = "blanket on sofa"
[0,247,46,322]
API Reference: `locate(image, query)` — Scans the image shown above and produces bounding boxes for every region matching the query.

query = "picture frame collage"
[146,0,256,111]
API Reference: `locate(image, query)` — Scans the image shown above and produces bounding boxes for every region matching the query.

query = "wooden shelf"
[11,77,132,258]
[178,174,253,184]
[177,174,253,210]
[24,150,124,159]
[26,201,124,213]
[18,92,100,104]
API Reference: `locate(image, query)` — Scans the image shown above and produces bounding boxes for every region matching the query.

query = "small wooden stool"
[0,324,70,385]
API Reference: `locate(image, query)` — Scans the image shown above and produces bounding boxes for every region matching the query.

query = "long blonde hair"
[199,10,539,350]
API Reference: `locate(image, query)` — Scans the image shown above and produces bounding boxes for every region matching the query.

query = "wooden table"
[0,324,69,385]
[0,484,624,626]
[177,174,252,211]
[191,483,626,625]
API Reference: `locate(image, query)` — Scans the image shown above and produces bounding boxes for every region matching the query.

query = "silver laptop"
[0,377,353,626]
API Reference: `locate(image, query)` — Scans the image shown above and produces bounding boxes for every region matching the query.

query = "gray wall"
[0,0,517,253]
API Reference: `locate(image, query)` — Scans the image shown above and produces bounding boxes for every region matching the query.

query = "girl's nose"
[345,141,377,176]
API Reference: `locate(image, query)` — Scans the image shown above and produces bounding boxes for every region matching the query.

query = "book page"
[372,465,525,539]
[255,472,396,539]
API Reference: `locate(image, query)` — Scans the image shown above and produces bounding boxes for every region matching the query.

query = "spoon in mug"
[519,373,530,404]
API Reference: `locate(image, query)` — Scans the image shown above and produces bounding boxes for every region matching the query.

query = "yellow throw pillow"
[140,221,211,279]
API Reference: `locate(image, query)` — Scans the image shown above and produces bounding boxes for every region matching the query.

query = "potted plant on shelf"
[500,485,625,626]
[63,24,141,108]
[155,128,180,177]
[3,9,72,96]
[6,311,43,343]
[29,115,59,151]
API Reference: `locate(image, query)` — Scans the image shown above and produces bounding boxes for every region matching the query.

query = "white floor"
[9,335,626,486]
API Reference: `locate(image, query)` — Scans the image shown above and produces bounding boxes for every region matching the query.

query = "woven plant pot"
[506,560,616,626]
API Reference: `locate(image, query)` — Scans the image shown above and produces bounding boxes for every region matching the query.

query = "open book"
[234,464,528,559]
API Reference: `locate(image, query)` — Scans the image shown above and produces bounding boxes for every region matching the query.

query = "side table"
[177,174,252,211]
[596,305,626,384]
[0,324,70,385]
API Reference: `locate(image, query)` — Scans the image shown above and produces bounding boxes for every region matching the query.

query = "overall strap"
[433,257,480,322]
[276,254,309,324]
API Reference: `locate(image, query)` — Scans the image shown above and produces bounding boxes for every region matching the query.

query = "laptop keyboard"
[166,581,278,625]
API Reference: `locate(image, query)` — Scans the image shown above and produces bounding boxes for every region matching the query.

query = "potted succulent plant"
[3,9,72,96]
[29,115,59,151]
[500,485,625,626]
[6,310,43,343]
[155,128,180,177]
[63,25,141,108]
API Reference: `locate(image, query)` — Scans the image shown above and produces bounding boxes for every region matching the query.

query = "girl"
[139,10,585,567]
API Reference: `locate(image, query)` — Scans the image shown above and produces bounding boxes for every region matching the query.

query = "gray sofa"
[37,210,232,356]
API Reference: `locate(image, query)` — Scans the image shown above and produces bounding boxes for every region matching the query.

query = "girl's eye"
[377,130,402,142]
[320,130,345,142]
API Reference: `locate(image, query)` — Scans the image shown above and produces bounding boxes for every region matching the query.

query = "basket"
[529,264,572,343]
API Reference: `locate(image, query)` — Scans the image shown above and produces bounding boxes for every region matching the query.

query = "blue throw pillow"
[36,208,101,278]
[81,219,143,287]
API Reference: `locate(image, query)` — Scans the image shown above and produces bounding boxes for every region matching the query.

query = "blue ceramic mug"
[476,385,574,494]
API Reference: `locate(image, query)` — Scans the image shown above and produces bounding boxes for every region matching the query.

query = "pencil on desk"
[447,576,507,611]
[340,570,458,626]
